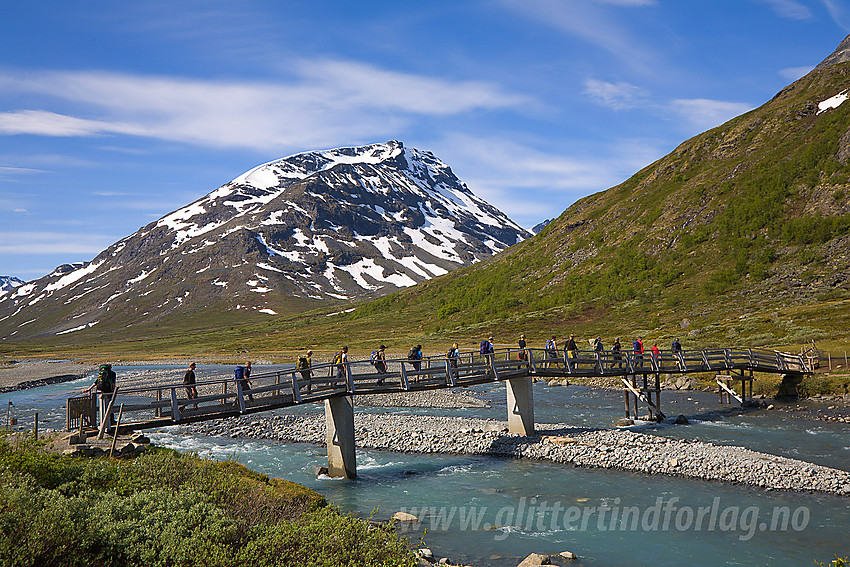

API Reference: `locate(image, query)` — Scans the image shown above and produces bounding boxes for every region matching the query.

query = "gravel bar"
[184,412,850,496]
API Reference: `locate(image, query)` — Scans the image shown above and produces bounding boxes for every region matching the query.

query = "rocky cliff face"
[0,141,529,339]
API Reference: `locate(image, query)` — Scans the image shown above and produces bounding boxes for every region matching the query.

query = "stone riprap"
[184,412,850,496]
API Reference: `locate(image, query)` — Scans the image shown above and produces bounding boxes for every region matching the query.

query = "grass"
[0,434,417,567]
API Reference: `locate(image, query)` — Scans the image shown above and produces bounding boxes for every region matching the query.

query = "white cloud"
[0,110,144,137]
[669,98,754,131]
[754,0,813,20]
[0,232,115,254]
[0,64,528,152]
[779,65,814,80]
[584,78,649,109]
[433,132,667,226]
[823,0,850,30]
[497,0,660,74]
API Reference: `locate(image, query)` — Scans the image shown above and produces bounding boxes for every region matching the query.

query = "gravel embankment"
[184,412,850,496]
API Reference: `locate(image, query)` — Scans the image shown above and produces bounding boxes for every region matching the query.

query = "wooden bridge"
[66,346,810,478]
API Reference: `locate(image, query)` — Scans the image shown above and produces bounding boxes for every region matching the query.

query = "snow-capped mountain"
[0,141,530,338]
[0,276,24,292]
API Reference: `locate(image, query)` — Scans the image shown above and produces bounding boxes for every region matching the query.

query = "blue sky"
[1,0,849,281]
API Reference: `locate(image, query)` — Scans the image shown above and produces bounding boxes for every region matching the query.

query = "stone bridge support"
[325,396,356,479]
[506,376,535,436]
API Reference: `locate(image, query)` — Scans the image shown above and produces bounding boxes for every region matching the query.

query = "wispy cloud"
[779,65,814,80]
[823,0,850,30]
[497,0,660,75]
[0,231,115,254]
[669,99,754,131]
[434,132,667,224]
[584,78,649,110]
[754,0,813,20]
[0,64,529,153]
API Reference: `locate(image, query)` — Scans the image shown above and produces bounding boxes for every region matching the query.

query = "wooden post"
[97,388,120,440]
[109,404,125,457]
[33,412,38,441]
[170,387,181,422]
[624,389,630,418]
[654,373,661,417]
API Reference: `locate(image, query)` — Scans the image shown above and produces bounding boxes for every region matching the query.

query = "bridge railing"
[71,345,809,431]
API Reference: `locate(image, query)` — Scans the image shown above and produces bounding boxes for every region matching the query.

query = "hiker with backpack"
[234,362,254,403]
[545,336,558,368]
[296,350,313,391]
[182,362,198,410]
[84,363,117,426]
[372,345,387,384]
[333,346,349,385]
[408,345,423,373]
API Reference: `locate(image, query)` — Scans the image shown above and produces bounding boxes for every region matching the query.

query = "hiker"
[671,338,683,370]
[479,337,494,355]
[84,363,117,426]
[296,350,313,391]
[182,362,198,410]
[518,334,528,361]
[373,345,388,384]
[612,337,622,369]
[447,342,461,380]
[335,346,349,384]
[633,337,644,368]
[650,343,661,367]
[234,362,254,403]
[565,334,578,360]
[593,337,604,372]
[545,336,558,368]
[408,344,423,373]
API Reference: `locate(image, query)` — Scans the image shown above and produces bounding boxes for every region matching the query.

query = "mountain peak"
[814,34,850,71]
[0,141,530,339]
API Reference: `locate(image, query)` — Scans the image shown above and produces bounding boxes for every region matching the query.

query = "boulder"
[673,415,690,425]
[418,548,435,562]
[615,418,634,427]
[517,553,551,567]
[559,550,578,561]
[393,511,420,523]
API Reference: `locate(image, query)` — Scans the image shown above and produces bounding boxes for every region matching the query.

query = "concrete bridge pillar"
[506,376,535,436]
[325,396,356,479]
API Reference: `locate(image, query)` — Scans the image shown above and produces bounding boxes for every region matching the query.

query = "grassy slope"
[3,64,850,362]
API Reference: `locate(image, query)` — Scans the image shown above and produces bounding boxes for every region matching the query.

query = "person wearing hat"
[518,334,528,362]
[183,362,198,410]
[375,345,388,384]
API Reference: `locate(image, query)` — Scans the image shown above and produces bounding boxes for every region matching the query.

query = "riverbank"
[0,360,95,392]
[183,412,850,496]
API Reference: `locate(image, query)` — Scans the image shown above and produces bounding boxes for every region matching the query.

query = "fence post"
[33,412,38,441]
[171,387,181,422]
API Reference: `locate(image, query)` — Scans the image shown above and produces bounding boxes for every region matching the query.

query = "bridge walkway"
[66,346,810,478]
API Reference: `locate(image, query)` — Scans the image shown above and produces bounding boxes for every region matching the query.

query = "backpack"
[234,365,244,380]
[296,356,309,370]
[333,352,343,365]
[479,340,489,354]
[370,350,379,365]
[545,339,555,351]
[96,364,115,393]
[408,347,418,360]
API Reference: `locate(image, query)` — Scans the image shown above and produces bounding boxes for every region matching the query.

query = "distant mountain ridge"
[0,276,24,292]
[0,141,529,339]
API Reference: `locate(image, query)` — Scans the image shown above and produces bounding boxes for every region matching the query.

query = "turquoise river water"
[4,364,849,566]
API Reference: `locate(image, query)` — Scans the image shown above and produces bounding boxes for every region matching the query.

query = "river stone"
[674,415,690,425]
[559,550,578,560]
[393,511,420,523]
[517,553,551,566]
[418,548,435,561]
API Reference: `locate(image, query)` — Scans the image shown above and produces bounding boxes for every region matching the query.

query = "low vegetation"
[0,434,416,567]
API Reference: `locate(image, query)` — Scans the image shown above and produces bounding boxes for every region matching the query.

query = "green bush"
[0,438,416,567]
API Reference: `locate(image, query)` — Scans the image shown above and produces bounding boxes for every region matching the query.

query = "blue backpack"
[234,365,245,380]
